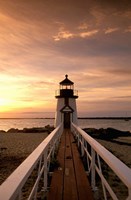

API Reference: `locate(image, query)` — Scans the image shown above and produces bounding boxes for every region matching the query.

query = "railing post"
[81,137,84,157]
[78,132,80,147]
[52,142,55,159]
[85,142,90,174]
[34,158,42,200]
[97,154,107,200]
[44,149,48,191]
[71,123,131,200]
[56,131,60,148]
[91,147,96,191]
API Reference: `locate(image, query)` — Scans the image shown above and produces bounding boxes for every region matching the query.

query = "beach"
[97,137,131,168]
[96,137,131,199]
[0,132,130,184]
[0,129,130,200]
[0,132,48,185]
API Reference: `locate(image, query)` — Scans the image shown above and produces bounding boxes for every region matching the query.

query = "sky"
[0,0,131,118]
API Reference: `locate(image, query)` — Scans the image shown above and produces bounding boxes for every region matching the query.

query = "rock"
[5,125,55,134]
[7,128,19,133]
[83,127,131,140]
[0,130,6,133]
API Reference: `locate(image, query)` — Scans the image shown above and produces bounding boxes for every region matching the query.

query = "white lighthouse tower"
[55,75,78,128]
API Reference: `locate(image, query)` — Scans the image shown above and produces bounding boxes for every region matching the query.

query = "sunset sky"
[0,0,131,118]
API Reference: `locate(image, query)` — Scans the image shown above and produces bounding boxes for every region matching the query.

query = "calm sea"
[0,118,130,132]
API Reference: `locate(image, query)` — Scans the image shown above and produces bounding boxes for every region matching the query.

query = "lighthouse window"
[64,85,70,89]
[61,85,73,90]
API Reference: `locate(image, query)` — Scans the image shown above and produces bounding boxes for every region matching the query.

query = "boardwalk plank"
[47,131,65,200]
[63,130,78,200]
[70,133,94,200]
[47,129,94,200]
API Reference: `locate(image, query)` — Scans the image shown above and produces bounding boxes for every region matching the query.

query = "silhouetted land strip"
[78,117,131,120]
[0,117,55,119]
[0,125,54,134]
[0,117,130,120]
[83,127,131,146]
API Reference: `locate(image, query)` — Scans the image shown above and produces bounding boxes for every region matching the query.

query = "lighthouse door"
[64,112,70,128]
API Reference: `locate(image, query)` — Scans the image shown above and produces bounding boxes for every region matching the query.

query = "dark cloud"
[97,0,131,10]
[53,35,130,58]
[1,0,131,25]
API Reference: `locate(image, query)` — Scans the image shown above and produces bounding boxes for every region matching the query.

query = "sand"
[0,131,130,199]
[95,137,131,200]
[0,132,48,185]
[97,137,131,168]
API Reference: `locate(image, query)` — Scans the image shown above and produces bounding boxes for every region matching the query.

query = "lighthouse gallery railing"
[0,124,63,200]
[72,123,131,200]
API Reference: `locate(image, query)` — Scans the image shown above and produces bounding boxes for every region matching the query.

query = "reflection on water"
[0,118,130,132]
[78,119,131,132]
[0,118,54,131]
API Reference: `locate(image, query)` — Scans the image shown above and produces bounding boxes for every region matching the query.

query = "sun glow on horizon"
[0,98,14,111]
[0,71,57,115]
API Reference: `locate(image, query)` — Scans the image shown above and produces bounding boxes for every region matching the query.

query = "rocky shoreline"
[83,127,131,140]
[83,127,131,167]
[0,124,54,134]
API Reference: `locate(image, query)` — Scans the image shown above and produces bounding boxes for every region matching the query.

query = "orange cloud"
[79,30,99,38]
[105,27,119,34]
[53,28,99,41]
[53,30,74,41]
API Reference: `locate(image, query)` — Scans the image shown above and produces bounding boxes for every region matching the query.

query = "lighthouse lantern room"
[55,75,78,128]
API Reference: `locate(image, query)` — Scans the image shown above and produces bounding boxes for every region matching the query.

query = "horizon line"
[0,117,131,119]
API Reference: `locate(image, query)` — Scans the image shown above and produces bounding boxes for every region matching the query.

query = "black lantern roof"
[59,75,74,85]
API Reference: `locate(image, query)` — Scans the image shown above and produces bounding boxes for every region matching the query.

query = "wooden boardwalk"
[47,129,94,200]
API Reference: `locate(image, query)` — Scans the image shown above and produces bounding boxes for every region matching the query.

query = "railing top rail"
[72,123,131,188]
[0,124,62,200]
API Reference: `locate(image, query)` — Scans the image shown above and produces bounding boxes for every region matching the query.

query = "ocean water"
[78,119,131,132]
[0,118,130,132]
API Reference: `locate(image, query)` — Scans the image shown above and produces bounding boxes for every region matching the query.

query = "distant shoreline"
[78,117,131,120]
[0,117,130,120]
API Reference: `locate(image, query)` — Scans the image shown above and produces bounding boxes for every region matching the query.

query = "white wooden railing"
[71,123,131,200]
[0,124,63,200]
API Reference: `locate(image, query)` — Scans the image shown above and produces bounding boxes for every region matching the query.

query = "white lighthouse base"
[54,98,78,128]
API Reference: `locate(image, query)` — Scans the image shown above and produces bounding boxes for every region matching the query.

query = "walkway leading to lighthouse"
[47,129,94,200]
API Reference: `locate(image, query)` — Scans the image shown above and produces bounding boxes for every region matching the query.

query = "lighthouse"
[55,75,78,128]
